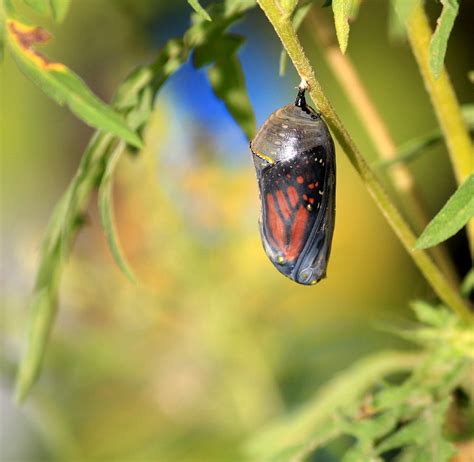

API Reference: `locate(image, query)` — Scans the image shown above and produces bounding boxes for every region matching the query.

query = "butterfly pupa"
[250,89,336,285]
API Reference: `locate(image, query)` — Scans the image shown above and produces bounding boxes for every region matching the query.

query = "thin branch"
[256,0,473,322]
[305,10,459,286]
[405,5,474,255]
[406,5,472,186]
[247,350,422,461]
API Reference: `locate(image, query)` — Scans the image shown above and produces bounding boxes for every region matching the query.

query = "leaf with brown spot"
[6,18,143,148]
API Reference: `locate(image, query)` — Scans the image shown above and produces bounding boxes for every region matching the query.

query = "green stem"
[405,5,474,256]
[406,5,472,187]
[256,0,473,323]
[247,350,422,460]
[306,11,459,287]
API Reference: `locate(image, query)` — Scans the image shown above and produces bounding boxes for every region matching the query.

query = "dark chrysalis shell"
[250,89,336,285]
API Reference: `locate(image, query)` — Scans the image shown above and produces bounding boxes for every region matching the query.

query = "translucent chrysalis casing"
[250,89,336,285]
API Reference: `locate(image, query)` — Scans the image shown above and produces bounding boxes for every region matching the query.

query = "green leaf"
[415,174,474,249]
[339,410,399,442]
[429,0,459,80]
[6,18,143,149]
[187,0,212,21]
[49,0,71,22]
[23,0,50,15]
[342,445,383,462]
[378,104,474,169]
[388,0,406,42]
[208,54,256,140]
[14,175,91,402]
[398,443,456,462]
[379,129,443,168]
[114,66,153,112]
[461,103,474,126]
[14,1,259,402]
[149,39,188,91]
[281,0,361,74]
[468,70,474,84]
[461,269,474,298]
[332,0,351,53]
[15,288,58,402]
[349,0,362,21]
[193,33,245,68]
[246,351,420,461]
[250,423,342,462]
[97,69,153,282]
[224,0,256,15]
[98,143,136,283]
[376,398,455,460]
[392,0,422,23]
[15,131,114,403]
[15,65,154,400]
[411,301,452,328]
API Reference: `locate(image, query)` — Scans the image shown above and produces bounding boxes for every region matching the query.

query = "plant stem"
[306,10,459,286]
[256,0,473,322]
[405,6,472,187]
[405,5,474,256]
[247,350,422,460]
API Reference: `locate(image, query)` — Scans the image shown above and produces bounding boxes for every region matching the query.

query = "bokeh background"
[1,1,473,460]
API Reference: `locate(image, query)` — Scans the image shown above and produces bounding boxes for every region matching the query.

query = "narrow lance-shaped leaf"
[49,0,72,23]
[15,67,153,402]
[6,19,143,149]
[391,0,422,23]
[208,54,256,141]
[15,132,115,403]
[332,0,351,53]
[15,2,259,402]
[193,33,244,68]
[468,70,474,84]
[98,71,154,282]
[429,0,459,80]
[16,289,58,402]
[415,174,474,250]
[98,143,137,283]
[460,269,474,299]
[149,39,188,91]
[15,40,189,402]
[349,0,362,21]
[187,0,212,21]
[280,0,362,75]
[378,104,474,168]
[388,1,406,42]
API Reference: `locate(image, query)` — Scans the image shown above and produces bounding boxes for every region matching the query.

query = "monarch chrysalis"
[250,88,336,285]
